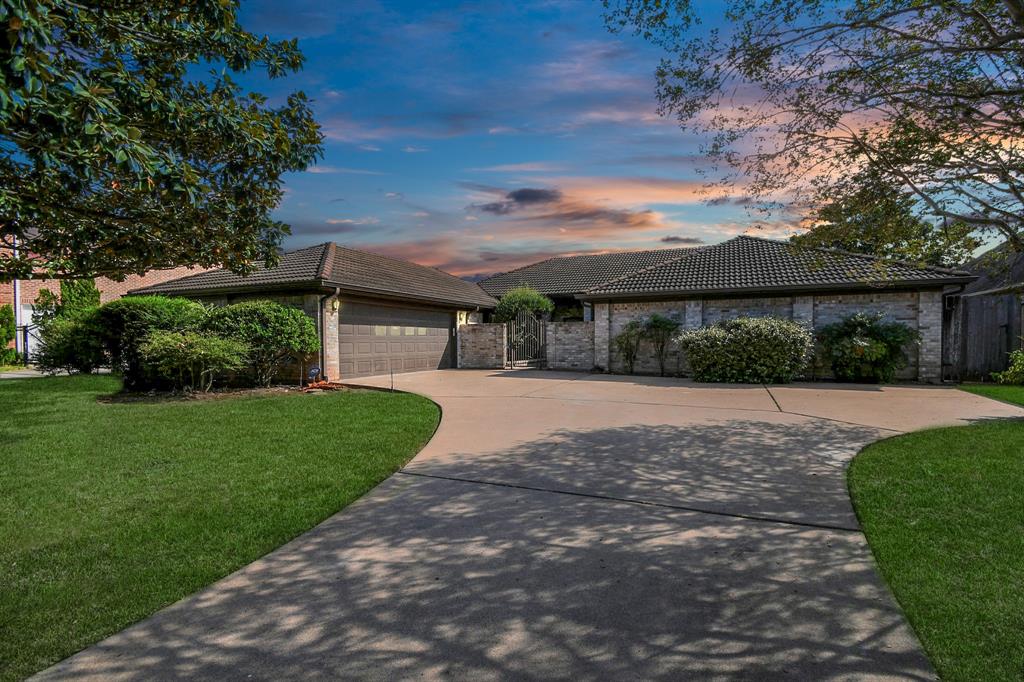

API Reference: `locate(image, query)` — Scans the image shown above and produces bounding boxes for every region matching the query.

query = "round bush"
[677,316,812,383]
[34,308,106,375]
[818,312,919,383]
[204,300,320,386]
[94,296,209,390]
[141,330,250,392]
[493,287,554,322]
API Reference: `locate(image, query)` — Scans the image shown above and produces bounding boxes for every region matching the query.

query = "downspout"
[318,286,340,381]
[11,235,21,353]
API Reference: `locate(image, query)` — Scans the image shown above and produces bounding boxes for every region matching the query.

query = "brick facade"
[586,289,947,383]
[458,323,506,368]
[546,321,594,370]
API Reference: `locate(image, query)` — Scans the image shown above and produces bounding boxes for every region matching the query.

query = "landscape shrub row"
[35,296,320,392]
[611,312,918,384]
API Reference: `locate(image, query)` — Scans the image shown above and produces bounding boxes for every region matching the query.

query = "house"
[132,243,496,380]
[134,235,973,383]
[944,242,1024,380]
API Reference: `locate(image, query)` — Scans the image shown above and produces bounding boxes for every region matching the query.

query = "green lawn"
[0,374,439,681]
[849,394,1024,681]
[959,382,1024,407]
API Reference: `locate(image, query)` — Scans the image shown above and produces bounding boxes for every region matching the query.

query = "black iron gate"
[506,310,546,368]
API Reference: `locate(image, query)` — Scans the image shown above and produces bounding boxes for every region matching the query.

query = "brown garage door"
[339,302,455,378]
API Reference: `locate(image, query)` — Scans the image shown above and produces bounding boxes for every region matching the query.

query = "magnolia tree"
[605,0,1024,257]
[0,0,322,281]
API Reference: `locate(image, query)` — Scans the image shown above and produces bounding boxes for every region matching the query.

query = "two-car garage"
[338,302,455,379]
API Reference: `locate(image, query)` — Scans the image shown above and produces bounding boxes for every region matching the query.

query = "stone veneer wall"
[590,289,945,382]
[458,322,506,368]
[546,321,594,370]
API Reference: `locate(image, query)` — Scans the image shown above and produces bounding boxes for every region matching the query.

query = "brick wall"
[458,323,506,368]
[599,289,946,382]
[546,321,594,370]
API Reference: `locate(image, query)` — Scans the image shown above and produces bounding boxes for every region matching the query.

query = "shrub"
[0,303,17,365]
[204,301,320,386]
[992,348,1024,385]
[32,279,101,324]
[612,320,645,373]
[94,296,209,390]
[818,312,919,383]
[493,287,555,322]
[644,314,681,377]
[34,309,106,375]
[678,316,812,383]
[141,331,250,392]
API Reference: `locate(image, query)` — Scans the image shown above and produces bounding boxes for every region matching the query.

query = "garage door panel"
[339,303,454,379]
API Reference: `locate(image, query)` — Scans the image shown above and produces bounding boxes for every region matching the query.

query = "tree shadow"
[41,422,933,680]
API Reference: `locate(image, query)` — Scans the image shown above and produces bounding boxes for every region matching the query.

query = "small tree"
[32,279,102,324]
[644,314,680,377]
[612,321,644,374]
[493,287,555,322]
[204,301,320,386]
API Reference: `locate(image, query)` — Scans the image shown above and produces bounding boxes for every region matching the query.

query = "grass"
[0,374,439,681]
[959,382,1024,407]
[0,364,26,373]
[849,401,1024,681]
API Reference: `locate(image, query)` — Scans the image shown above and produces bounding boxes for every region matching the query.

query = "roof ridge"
[316,242,336,280]
[478,245,701,285]
[737,233,966,276]
[583,248,701,294]
[332,244,469,282]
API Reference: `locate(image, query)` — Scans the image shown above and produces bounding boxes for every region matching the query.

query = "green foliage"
[818,313,920,383]
[992,349,1024,385]
[0,0,323,282]
[0,303,17,365]
[204,301,319,386]
[32,280,101,323]
[493,287,555,322]
[677,317,812,384]
[793,171,981,268]
[141,330,249,392]
[33,310,106,375]
[94,296,209,389]
[643,313,680,376]
[612,320,644,373]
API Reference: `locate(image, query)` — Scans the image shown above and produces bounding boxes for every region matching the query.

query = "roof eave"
[577,276,976,301]
[127,280,330,297]
[323,279,497,310]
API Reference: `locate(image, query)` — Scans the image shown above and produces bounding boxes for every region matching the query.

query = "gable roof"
[477,247,696,297]
[131,243,497,309]
[581,235,974,299]
[961,241,1024,297]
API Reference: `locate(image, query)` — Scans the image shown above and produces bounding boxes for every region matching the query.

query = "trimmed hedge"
[34,310,106,375]
[94,296,209,390]
[204,301,319,386]
[141,331,250,392]
[678,316,812,383]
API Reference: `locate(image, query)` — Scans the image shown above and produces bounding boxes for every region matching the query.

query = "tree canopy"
[605,0,1024,255]
[0,0,322,282]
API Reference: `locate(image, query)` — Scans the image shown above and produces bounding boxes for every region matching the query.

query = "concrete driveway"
[40,370,1024,681]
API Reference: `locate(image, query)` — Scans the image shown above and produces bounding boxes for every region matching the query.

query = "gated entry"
[506,310,546,368]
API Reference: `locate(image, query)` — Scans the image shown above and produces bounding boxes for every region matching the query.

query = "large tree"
[0,0,322,281]
[605,0,1024,254]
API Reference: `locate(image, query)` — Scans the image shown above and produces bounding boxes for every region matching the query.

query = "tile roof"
[132,243,497,309]
[582,236,974,298]
[477,247,696,297]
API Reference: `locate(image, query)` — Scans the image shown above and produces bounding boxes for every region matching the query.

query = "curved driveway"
[41,370,1024,681]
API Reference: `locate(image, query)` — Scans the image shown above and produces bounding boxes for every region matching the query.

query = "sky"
[237,0,797,279]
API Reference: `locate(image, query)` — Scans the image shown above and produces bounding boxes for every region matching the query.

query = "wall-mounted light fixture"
[331,299,340,312]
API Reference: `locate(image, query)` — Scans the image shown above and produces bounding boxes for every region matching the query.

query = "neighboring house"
[132,242,496,380]
[944,242,1024,381]
[140,235,973,383]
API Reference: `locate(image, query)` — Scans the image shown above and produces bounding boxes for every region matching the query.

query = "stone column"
[793,295,814,329]
[593,302,611,371]
[684,299,703,329]
[917,290,943,383]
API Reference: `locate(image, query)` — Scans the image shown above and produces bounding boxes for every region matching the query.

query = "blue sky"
[238,0,789,277]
